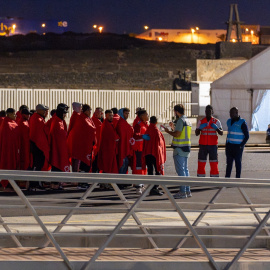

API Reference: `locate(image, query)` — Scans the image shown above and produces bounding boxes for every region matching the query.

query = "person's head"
[205,105,213,118]
[0,110,6,118]
[174,104,185,117]
[56,103,69,120]
[44,106,49,118]
[50,109,56,117]
[19,105,29,113]
[123,108,130,120]
[72,102,82,113]
[6,108,16,120]
[105,109,113,122]
[21,108,31,121]
[150,116,158,125]
[94,107,103,119]
[138,109,149,122]
[135,107,144,115]
[30,109,36,116]
[36,104,48,117]
[230,107,239,119]
[82,104,92,117]
[111,107,118,115]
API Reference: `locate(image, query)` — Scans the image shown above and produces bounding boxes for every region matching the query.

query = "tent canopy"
[211,47,270,131]
[211,46,270,90]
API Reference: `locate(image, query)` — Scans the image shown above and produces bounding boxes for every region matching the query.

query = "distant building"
[137,25,262,45]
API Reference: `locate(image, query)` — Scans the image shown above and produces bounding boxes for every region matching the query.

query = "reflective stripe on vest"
[199,117,219,145]
[226,118,245,144]
[172,117,192,148]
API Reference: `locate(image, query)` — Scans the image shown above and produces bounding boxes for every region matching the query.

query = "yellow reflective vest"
[172,117,192,148]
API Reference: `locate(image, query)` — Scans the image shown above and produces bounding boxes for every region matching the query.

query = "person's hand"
[211,123,218,130]
[164,127,169,133]
[142,134,150,141]
[199,123,207,130]
[169,122,174,129]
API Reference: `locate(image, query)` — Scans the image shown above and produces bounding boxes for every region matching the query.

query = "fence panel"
[159,91,175,123]
[174,91,192,117]
[82,90,98,112]
[49,89,66,112]
[33,89,50,110]
[144,91,159,118]
[98,90,115,111]
[67,89,82,119]
[0,89,16,111]
[16,89,33,111]
[115,90,130,111]
[129,91,145,116]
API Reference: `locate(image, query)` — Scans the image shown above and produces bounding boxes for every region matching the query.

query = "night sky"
[1,0,269,34]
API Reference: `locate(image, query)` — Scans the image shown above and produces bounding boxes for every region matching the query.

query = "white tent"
[211,46,270,131]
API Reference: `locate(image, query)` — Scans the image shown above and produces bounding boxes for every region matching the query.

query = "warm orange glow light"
[245,28,249,32]
[195,27,199,30]
[93,25,97,29]
[98,26,103,33]
[191,28,195,34]
[251,30,254,35]
[144,25,149,30]
[41,23,46,28]
[158,37,163,41]
[232,39,236,42]
[12,24,16,30]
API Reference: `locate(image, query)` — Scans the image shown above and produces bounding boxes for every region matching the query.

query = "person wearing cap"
[116,108,134,176]
[49,103,70,189]
[0,108,20,189]
[133,107,144,128]
[16,105,29,124]
[91,107,103,173]
[142,116,166,196]
[132,109,149,194]
[111,107,120,129]
[98,110,119,174]
[68,104,96,178]
[68,102,82,135]
[29,104,50,172]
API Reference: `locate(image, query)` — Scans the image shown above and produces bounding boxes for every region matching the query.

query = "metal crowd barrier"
[0,89,192,123]
[0,170,269,270]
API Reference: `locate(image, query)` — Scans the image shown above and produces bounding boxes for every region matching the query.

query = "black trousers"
[145,154,160,189]
[92,155,99,173]
[225,143,244,178]
[51,166,61,185]
[30,141,45,188]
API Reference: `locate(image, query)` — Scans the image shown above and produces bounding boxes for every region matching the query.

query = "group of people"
[0,101,250,199]
[164,104,249,199]
[0,102,166,196]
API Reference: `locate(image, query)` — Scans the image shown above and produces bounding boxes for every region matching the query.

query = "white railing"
[0,171,269,270]
[0,89,192,123]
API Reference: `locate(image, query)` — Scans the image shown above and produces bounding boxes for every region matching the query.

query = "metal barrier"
[0,171,269,270]
[0,89,192,123]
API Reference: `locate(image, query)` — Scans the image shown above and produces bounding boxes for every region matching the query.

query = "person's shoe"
[186,191,192,198]
[173,192,187,199]
[136,187,145,195]
[150,188,164,196]
[77,185,87,190]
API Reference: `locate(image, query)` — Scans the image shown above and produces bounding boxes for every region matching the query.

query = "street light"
[93,25,97,29]
[191,28,195,34]
[196,27,199,31]
[41,23,46,28]
[144,25,149,30]
[158,37,163,41]
[98,26,103,33]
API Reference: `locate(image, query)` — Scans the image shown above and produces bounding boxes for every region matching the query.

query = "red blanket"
[49,116,70,172]
[98,119,119,173]
[0,118,20,187]
[116,117,134,169]
[91,115,102,156]
[29,113,50,163]
[142,123,166,175]
[112,114,120,129]
[68,111,80,135]
[67,113,96,167]
[133,115,140,128]
[15,111,22,124]
[18,119,32,170]
[0,117,5,127]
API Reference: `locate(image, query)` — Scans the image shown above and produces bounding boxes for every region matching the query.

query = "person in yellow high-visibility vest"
[164,104,192,199]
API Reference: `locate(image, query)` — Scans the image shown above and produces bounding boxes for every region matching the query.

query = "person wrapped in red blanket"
[117,108,134,174]
[49,103,70,190]
[0,108,20,189]
[67,102,82,135]
[98,110,119,174]
[142,116,166,196]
